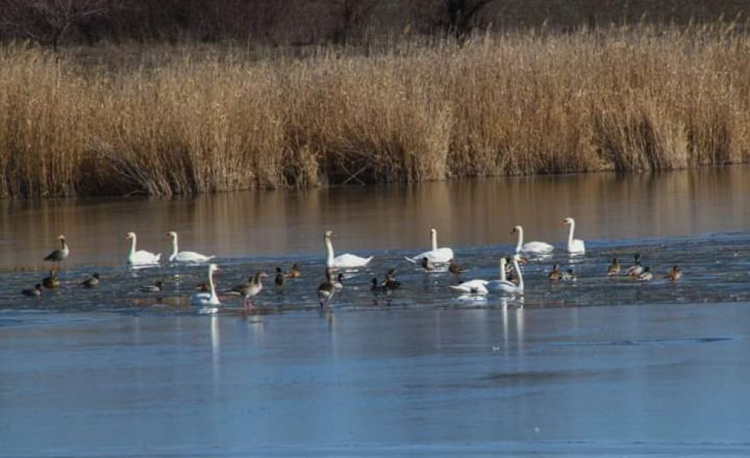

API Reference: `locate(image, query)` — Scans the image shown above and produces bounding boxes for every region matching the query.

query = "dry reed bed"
[1,27,749,197]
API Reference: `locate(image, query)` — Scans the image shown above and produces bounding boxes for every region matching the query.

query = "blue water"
[2,170,750,456]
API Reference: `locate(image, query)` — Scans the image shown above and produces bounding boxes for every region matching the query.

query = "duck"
[405,228,454,264]
[274,267,286,287]
[487,256,524,294]
[192,264,221,310]
[22,283,43,297]
[317,270,337,308]
[666,265,682,281]
[383,269,401,290]
[331,271,345,291]
[512,226,554,254]
[637,267,653,282]
[196,282,209,292]
[44,234,69,266]
[548,264,562,282]
[561,269,577,282]
[606,258,621,276]
[166,231,214,263]
[80,273,100,288]
[286,263,302,279]
[324,230,373,269]
[42,270,60,289]
[140,280,164,293]
[448,259,467,278]
[125,232,161,266]
[227,271,267,310]
[370,277,387,294]
[561,217,585,254]
[625,253,644,277]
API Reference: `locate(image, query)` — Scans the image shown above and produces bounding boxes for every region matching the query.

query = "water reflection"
[1,168,748,271]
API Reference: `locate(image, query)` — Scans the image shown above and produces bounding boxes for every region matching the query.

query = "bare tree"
[1,0,124,52]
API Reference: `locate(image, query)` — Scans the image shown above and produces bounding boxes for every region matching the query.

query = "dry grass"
[1,24,750,197]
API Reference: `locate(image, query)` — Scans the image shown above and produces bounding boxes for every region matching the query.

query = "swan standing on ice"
[192,263,221,313]
[487,256,524,294]
[166,231,214,263]
[561,217,586,254]
[512,226,554,255]
[125,232,161,266]
[405,228,454,264]
[324,230,373,269]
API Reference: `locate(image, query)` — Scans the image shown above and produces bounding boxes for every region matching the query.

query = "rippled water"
[2,168,750,456]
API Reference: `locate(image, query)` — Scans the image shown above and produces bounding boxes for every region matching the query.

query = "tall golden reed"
[0,25,749,197]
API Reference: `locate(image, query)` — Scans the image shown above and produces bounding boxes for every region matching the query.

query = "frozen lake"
[1,168,750,456]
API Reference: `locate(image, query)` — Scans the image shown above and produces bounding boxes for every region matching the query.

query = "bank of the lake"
[2,25,750,197]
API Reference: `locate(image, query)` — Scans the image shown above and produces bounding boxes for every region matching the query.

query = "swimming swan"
[562,217,585,254]
[125,232,161,266]
[512,226,554,254]
[487,256,524,294]
[166,231,214,263]
[405,228,454,264]
[192,263,220,311]
[324,230,373,269]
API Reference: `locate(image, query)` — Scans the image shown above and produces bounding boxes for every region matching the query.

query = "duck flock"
[20,217,685,314]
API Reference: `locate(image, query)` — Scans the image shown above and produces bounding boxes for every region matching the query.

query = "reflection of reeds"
[1,24,750,197]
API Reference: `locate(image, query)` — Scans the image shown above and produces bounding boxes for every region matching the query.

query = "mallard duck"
[42,270,60,289]
[606,258,621,276]
[666,265,682,281]
[80,273,100,288]
[637,267,653,282]
[274,267,286,287]
[548,264,562,282]
[22,283,43,297]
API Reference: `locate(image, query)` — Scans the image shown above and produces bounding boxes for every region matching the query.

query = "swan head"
[125,232,136,240]
[325,230,334,239]
[561,217,576,226]
[208,263,220,274]
[430,228,437,234]
[57,234,66,241]
[166,231,177,239]
[511,226,521,234]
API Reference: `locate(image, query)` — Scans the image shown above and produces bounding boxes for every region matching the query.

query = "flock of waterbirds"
[21,218,684,313]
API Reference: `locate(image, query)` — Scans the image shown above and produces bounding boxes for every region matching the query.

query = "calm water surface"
[1,168,750,456]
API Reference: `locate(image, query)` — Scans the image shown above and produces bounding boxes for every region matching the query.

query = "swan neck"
[128,236,137,257]
[208,268,218,302]
[499,258,506,281]
[430,231,438,251]
[325,237,334,267]
[514,259,524,289]
[170,237,179,258]
[515,228,523,252]
[567,221,576,247]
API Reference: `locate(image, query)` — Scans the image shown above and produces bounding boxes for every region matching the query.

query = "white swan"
[324,231,373,269]
[193,263,220,312]
[125,232,161,266]
[405,228,454,264]
[512,226,554,254]
[166,231,215,263]
[449,279,489,295]
[487,256,524,294]
[562,217,586,254]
